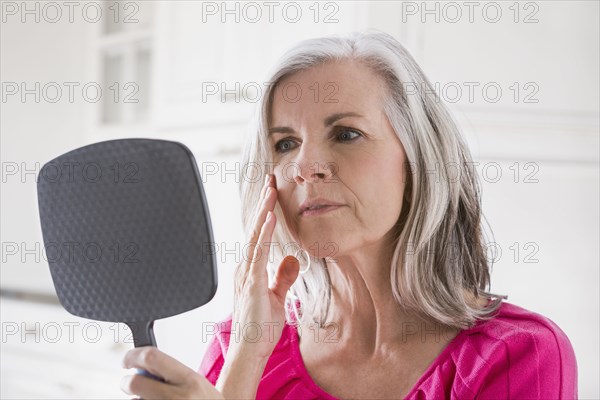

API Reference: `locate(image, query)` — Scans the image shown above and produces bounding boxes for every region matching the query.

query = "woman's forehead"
[270,63,385,125]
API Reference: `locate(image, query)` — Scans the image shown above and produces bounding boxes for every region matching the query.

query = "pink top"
[198,301,578,399]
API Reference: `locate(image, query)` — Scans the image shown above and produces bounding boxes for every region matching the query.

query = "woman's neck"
[318,240,459,361]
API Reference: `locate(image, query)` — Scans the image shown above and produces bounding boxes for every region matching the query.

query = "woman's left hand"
[121,346,223,400]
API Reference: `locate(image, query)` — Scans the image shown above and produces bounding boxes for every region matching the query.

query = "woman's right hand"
[215,174,300,398]
[230,173,300,361]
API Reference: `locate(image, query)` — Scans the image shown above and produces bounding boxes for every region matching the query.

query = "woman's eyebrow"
[268,111,363,136]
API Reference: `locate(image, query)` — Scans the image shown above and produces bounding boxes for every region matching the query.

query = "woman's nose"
[290,145,336,184]
[293,166,327,184]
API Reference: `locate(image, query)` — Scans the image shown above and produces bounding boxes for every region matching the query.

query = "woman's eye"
[274,139,296,153]
[274,128,362,154]
[337,127,362,141]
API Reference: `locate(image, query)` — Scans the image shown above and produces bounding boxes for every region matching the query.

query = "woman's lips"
[299,205,344,217]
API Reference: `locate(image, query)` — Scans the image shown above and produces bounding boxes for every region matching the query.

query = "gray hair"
[238,30,507,330]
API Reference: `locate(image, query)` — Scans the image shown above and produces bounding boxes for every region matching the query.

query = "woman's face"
[269,60,409,259]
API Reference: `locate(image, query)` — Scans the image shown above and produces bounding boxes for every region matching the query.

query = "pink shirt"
[198,301,578,399]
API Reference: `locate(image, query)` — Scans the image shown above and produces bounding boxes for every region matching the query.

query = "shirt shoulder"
[448,301,578,399]
[197,313,234,385]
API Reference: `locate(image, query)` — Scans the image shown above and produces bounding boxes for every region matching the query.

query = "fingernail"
[284,255,298,265]
[264,174,270,186]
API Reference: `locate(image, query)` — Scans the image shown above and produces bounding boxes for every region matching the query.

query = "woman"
[121,31,578,399]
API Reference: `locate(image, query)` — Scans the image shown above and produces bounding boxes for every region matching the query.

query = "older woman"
[121,31,578,399]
